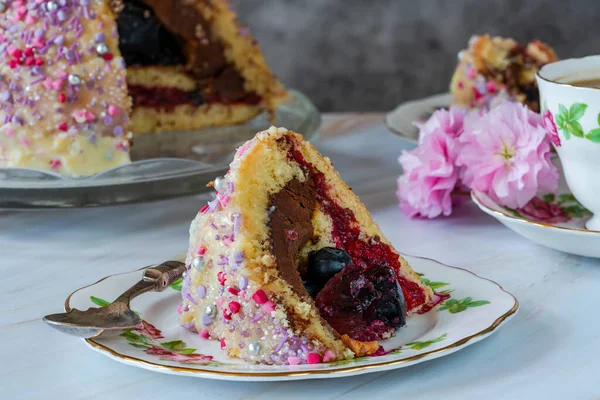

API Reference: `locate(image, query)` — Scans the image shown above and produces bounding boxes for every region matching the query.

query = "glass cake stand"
[0,90,320,209]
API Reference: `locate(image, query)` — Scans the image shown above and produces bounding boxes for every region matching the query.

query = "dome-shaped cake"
[178,127,435,365]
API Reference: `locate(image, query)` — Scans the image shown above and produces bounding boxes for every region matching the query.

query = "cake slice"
[116,0,288,134]
[450,34,558,112]
[179,127,434,364]
[0,0,132,177]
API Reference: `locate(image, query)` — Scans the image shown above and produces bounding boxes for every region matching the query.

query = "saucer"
[472,161,600,257]
[385,93,452,144]
[66,255,517,381]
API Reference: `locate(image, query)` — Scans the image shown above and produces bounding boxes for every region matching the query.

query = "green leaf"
[161,340,185,351]
[460,297,473,304]
[449,305,468,314]
[178,348,197,354]
[567,121,584,138]
[466,300,491,307]
[445,299,458,306]
[586,128,600,143]
[559,193,577,203]
[598,112,600,127]
[569,103,588,120]
[427,281,449,290]
[558,104,569,119]
[169,277,183,291]
[90,296,110,307]
[129,343,152,349]
[555,114,565,128]
[560,126,571,140]
[542,193,556,203]
[439,289,455,295]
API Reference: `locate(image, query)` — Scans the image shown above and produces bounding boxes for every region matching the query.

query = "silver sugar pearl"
[95,42,109,56]
[46,1,58,11]
[0,2,7,13]
[213,176,225,192]
[248,341,261,355]
[68,74,82,86]
[192,256,204,271]
[205,303,217,318]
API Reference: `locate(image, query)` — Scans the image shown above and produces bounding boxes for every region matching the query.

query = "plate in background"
[0,90,320,209]
[385,93,452,144]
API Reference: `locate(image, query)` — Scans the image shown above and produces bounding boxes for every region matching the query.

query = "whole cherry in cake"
[178,126,434,365]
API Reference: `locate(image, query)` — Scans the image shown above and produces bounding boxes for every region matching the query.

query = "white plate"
[472,159,600,257]
[65,255,517,381]
[385,93,452,144]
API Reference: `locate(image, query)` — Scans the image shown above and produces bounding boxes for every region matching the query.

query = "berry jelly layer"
[128,84,261,111]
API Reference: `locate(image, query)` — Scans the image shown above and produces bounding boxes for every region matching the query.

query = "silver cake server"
[43,260,186,339]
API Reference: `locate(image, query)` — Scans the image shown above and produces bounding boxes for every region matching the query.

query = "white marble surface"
[1,115,599,399]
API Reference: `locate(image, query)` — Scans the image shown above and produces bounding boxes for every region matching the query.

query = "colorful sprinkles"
[0,0,131,175]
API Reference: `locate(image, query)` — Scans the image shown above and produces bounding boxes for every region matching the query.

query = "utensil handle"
[113,261,186,307]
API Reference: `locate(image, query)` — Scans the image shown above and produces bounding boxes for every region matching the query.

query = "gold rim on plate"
[471,191,600,235]
[65,255,518,378]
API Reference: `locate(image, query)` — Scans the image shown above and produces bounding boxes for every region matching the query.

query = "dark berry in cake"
[315,263,407,341]
[303,280,320,299]
[308,247,353,288]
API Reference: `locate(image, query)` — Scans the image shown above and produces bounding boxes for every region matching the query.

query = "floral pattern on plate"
[67,255,516,381]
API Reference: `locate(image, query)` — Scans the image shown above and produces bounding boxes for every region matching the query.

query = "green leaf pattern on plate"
[89,270,489,366]
[439,297,490,314]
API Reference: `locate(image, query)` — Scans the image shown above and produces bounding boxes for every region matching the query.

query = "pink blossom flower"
[144,346,213,364]
[457,102,558,208]
[414,106,466,143]
[515,197,569,223]
[397,127,462,218]
[542,109,561,147]
[135,320,164,340]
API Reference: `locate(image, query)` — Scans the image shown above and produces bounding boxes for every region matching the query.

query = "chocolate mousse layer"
[269,178,317,297]
[116,0,258,106]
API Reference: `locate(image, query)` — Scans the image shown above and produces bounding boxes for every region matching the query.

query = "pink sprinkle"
[323,350,336,363]
[252,289,268,305]
[228,301,241,314]
[285,230,299,240]
[486,81,497,93]
[288,356,301,365]
[5,127,15,136]
[71,109,87,123]
[262,301,276,314]
[43,78,53,90]
[51,80,63,90]
[49,159,61,169]
[56,70,68,79]
[32,37,45,48]
[219,195,230,208]
[307,353,321,364]
[199,330,210,339]
[196,245,207,255]
[220,338,226,349]
[107,105,120,116]
[199,204,209,214]
[215,297,224,309]
[466,67,477,80]
[20,138,30,147]
[176,304,183,314]
[85,111,96,121]
[25,14,36,25]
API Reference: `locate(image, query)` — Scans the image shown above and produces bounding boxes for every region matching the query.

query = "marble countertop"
[2,114,598,399]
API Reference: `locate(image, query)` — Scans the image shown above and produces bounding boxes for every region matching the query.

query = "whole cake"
[116,0,287,134]
[0,0,287,176]
[0,0,132,177]
[450,34,558,112]
[178,127,435,364]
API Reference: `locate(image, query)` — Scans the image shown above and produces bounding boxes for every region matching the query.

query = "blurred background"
[232,0,600,111]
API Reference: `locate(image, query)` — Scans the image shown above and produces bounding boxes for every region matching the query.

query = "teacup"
[536,56,600,231]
